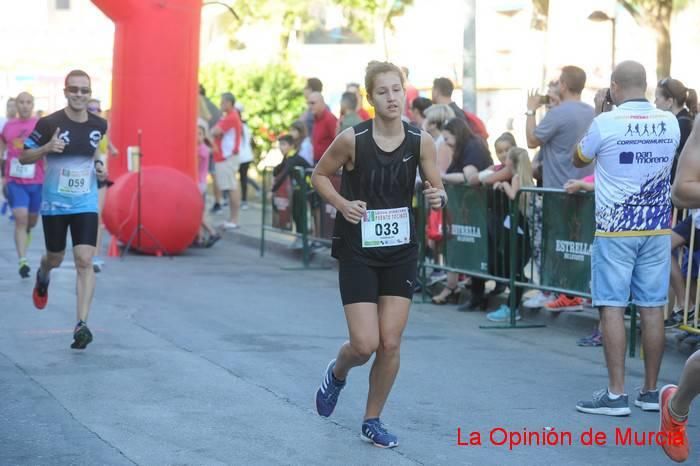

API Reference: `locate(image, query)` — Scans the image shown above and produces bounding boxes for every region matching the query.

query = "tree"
[216,0,413,58]
[199,62,307,159]
[618,0,689,80]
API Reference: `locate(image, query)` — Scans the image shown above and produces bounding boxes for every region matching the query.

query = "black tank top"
[331,119,421,266]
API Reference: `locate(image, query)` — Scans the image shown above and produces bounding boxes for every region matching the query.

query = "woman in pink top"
[0,92,43,278]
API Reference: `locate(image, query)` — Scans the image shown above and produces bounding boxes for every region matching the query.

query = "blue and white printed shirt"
[577,100,680,236]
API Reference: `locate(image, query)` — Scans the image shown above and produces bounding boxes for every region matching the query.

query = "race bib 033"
[361,207,410,248]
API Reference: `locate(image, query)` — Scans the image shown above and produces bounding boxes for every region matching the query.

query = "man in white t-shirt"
[574,61,680,417]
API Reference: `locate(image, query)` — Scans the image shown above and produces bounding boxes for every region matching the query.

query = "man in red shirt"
[308,92,337,164]
[211,92,242,229]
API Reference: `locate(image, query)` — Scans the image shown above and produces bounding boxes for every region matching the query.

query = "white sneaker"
[522,291,554,309]
[288,237,303,249]
[241,202,249,210]
[221,222,239,230]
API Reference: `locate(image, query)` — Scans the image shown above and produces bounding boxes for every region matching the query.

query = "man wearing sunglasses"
[20,69,108,350]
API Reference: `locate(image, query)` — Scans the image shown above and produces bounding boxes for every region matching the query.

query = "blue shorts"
[591,235,671,308]
[6,182,42,214]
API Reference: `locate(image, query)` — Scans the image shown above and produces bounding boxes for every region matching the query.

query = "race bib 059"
[58,168,90,195]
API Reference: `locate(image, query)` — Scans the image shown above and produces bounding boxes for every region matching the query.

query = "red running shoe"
[659,384,690,463]
[545,294,583,312]
[32,271,49,310]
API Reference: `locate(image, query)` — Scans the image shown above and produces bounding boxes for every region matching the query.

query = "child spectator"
[487,148,534,322]
[273,134,312,248]
[290,120,314,169]
[468,132,517,187]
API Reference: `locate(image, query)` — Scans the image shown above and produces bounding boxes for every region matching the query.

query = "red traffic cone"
[108,236,119,257]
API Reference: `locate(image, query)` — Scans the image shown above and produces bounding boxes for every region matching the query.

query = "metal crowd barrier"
[259,166,337,270]
[418,185,648,356]
[669,208,700,335]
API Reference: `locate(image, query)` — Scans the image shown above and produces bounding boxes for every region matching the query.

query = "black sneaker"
[205,234,221,248]
[71,323,93,350]
[664,312,683,329]
[634,389,659,411]
[19,262,30,279]
[209,203,222,214]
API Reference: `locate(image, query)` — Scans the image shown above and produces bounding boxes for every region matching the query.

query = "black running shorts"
[338,259,417,305]
[42,212,99,252]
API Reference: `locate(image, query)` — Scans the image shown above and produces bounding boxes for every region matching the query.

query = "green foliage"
[218,0,414,46]
[199,62,307,157]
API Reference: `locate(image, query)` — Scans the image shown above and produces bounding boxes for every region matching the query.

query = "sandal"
[432,286,459,305]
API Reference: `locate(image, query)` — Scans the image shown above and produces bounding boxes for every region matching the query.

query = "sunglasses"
[65,86,91,95]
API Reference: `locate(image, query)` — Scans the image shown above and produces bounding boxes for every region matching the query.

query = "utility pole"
[462,0,477,113]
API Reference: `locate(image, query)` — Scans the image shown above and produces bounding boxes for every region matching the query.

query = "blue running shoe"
[315,359,345,417]
[361,418,398,448]
[486,304,521,322]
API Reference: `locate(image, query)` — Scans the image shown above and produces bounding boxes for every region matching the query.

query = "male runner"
[21,70,108,350]
[660,114,700,463]
[0,92,41,277]
[312,61,446,447]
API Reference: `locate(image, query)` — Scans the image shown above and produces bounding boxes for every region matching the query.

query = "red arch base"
[103,166,202,255]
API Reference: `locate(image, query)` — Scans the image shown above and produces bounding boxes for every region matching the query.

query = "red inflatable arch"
[92,0,203,254]
[92,0,202,179]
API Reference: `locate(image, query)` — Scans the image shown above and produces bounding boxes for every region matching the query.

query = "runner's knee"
[46,252,64,268]
[74,253,93,270]
[13,213,28,227]
[378,337,401,354]
[350,338,379,359]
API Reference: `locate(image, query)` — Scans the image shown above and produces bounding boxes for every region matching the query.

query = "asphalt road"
[0,214,697,465]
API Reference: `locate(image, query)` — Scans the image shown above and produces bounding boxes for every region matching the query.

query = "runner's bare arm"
[312,128,365,223]
[418,131,447,209]
[418,131,443,190]
[672,116,700,208]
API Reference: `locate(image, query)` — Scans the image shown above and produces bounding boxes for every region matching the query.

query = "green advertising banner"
[541,192,595,294]
[444,185,489,273]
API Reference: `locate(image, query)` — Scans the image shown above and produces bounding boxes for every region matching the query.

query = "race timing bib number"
[58,168,91,195]
[9,159,36,179]
[361,207,410,248]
